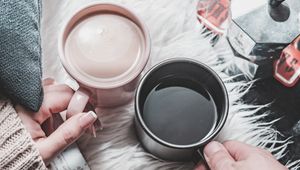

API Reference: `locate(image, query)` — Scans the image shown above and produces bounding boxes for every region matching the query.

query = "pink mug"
[58,3,150,115]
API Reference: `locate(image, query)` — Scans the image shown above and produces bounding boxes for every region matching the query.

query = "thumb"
[204,141,236,170]
[36,111,97,164]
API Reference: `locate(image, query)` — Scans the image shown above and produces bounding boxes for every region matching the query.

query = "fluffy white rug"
[41,0,299,169]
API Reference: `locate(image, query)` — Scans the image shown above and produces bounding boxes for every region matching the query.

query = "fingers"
[66,88,90,119]
[203,141,235,170]
[33,84,74,124]
[223,140,256,161]
[36,111,97,165]
[65,89,99,137]
[44,85,74,114]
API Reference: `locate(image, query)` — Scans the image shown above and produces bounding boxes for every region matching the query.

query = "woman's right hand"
[195,141,288,170]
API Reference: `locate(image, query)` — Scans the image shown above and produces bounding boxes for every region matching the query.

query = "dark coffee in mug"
[135,59,228,162]
[142,76,217,145]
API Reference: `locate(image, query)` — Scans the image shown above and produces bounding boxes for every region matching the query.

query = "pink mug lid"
[58,3,150,89]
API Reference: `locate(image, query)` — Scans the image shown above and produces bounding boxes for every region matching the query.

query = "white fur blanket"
[41,0,299,169]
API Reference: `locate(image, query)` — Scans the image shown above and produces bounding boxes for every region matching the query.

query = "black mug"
[134,58,229,162]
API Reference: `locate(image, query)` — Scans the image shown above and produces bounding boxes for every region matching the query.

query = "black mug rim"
[135,58,229,149]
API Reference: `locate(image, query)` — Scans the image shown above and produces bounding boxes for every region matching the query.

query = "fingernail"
[80,111,97,129]
[86,126,97,138]
[91,125,97,138]
[94,118,103,131]
[204,141,222,162]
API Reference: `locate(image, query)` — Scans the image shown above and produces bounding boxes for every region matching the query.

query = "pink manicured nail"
[91,125,97,138]
[94,118,103,130]
[80,111,97,129]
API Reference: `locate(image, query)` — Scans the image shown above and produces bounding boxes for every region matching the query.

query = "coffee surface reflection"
[142,76,217,145]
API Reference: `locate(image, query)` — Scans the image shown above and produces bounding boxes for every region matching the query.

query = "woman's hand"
[195,141,287,170]
[16,79,97,165]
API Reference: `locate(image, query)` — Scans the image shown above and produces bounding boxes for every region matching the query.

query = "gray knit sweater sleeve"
[0,100,46,170]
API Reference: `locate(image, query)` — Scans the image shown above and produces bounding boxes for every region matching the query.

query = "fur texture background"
[41,0,299,169]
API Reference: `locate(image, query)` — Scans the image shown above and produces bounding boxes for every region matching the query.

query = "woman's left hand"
[16,79,97,165]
